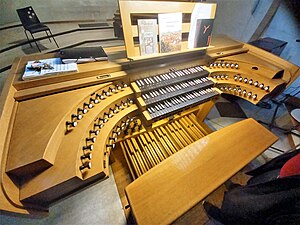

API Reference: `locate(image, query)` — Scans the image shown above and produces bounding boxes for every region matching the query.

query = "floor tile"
[0,167,127,225]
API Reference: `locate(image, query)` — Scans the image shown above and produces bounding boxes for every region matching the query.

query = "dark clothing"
[206,149,300,225]
[246,149,300,178]
[221,176,300,225]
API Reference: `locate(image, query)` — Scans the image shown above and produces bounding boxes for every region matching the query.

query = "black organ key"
[136,80,141,87]
[137,66,209,92]
[146,88,218,120]
[137,65,218,120]
[143,77,214,105]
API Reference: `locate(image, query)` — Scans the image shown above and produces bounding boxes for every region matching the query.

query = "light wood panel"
[125,119,278,225]
[14,71,128,101]
[119,0,216,59]
[6,84,110,177]
[208,71,285,90]
[205,52,292,104]
[77,104,139,180]
[0,34,298,216]
[0,58,36,214]
[216,53,285,80]
[244,43,300,85]
[120,112,208,178]
[19,89,136,204]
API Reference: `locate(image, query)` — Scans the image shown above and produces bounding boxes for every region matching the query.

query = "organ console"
[0,2,299,223]
[131,65,219,125]
[0,35,297,218]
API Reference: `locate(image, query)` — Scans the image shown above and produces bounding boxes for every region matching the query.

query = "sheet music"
[22,58,78,80]
[158,12,182,53]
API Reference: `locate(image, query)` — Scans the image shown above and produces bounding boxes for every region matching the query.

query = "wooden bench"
[125,118,277,225]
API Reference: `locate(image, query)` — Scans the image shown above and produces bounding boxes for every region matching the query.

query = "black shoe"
[203,201,225,225]
[224,180,241,191]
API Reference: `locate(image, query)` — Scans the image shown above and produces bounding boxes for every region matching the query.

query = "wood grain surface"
[125,118,278,225]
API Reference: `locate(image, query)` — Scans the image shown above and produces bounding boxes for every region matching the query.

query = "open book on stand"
[22,58,78,80]
[58,46,108,64]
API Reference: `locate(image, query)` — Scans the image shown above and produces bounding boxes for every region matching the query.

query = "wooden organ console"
[0,34,298,219]
[0,1,299,223]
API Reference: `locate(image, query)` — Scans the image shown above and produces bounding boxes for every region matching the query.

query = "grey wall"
[1,0,298,66]
[262,1,300,66]
[208,0,299,66]
[0,0,119,26]
[1,0,272,43]
[210,0,274,42]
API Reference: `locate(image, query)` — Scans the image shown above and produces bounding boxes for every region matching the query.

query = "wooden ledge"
[125,118,277,225]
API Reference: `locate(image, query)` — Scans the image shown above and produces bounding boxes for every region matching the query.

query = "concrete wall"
[1,0,298,66]
[1,0,272,43]
[209,0,274,42]
[209,0,300,66]
[261,0,300,93]
[0,0,119,26]
[262,1,300,66]
[209,0,299,89]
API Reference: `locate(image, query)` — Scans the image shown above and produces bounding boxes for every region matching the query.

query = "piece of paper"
[188,3,214,49]
[158,12,182,53]
[138,19,158,56]
[193,19,214,48]
[22,58,78,80]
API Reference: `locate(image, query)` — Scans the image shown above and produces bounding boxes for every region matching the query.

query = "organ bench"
[0,34,299,223]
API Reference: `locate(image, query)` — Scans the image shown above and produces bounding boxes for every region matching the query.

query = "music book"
[188,3,215,49]
[138,19,158,56]
[194,19,214,47]
[58,46,108,64]
[158,12,182,53]
[22,58,78,80]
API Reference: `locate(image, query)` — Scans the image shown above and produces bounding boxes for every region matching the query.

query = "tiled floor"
[207,95,300,160]
[0,168,127,225]
[0,22,299,225]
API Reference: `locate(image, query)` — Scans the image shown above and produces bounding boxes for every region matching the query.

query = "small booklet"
[158,12,182,53]
[193,19,214,48]
[138,19,158,56]
[188,3,215,49]
[58,46,108,64]
[22,58,78,80]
